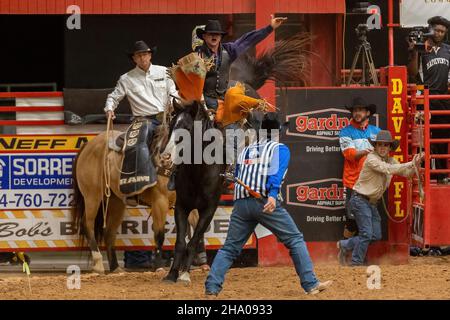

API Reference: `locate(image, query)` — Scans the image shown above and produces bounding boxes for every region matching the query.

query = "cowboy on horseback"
[105,40,179,203]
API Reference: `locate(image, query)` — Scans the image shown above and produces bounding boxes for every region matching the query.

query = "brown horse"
[72,129,175,274]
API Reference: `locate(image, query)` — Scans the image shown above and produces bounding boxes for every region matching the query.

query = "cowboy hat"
[369,130,400,150]
[428,16,450,29]
[127,41,157,58]
[261,112,289,132]
[345,96,377,115]
[196,20,227,39]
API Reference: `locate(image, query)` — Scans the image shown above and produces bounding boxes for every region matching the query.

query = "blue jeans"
[339,193,382,265]
[124,251,152,268]
[205,198,319,293]
[204,96,219,110]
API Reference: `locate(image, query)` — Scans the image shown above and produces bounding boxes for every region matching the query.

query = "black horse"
[163,101,226,283]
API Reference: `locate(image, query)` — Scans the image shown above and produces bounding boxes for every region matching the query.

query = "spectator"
[339,97,380,240]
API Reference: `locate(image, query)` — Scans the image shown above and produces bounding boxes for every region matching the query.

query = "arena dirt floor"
[1,256,449,300]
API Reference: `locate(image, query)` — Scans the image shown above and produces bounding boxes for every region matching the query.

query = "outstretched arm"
[365,153,423,178]
[223,14,287,61]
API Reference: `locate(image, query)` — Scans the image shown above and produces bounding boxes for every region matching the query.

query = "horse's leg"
[149,189,169,272]
[163,203,190,283]
[178,206,217,284]
[188,210,208,269]
[195,238,210,271]
[105,194,126,273]
[84,198,105,274]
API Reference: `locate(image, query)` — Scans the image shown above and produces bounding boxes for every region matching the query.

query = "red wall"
[309,14,342,86]
[0,0,344,15]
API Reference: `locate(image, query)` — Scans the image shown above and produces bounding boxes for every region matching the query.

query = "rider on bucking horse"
[166,15,287,191]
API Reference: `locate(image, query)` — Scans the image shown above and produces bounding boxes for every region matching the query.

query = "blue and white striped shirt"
[234,139,290,200]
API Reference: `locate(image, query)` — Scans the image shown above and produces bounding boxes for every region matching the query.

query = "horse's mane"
[194,102,215,132]
[173,101,215,132]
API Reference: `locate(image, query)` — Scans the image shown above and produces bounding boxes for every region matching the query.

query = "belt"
[135,112,164,123]
[353,191,378,205]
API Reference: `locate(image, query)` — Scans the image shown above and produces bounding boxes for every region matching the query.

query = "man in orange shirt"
[339,97,380,240]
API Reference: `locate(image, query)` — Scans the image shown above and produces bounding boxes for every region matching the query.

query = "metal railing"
[0,92,64,131]
[408,85,450,245]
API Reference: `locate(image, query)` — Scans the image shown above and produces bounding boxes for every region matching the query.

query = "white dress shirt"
[105,64,178,116]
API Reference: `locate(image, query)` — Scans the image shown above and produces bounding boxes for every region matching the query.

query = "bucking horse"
[163,33,311,284]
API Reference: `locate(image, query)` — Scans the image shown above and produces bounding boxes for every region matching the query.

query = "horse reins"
[101,113,113,229]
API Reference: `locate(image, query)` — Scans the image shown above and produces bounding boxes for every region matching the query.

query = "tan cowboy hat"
[369,130,400,150]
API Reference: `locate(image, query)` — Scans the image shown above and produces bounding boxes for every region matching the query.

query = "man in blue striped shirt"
[205,113,332,296]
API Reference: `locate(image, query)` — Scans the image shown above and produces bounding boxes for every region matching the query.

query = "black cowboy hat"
[196,20,227,39]
[127,40,157,58]
[261,112,281,131]
[369,130,400,150]
[428,16,450,29]
[345,96,377,115]
[261,112,289,132]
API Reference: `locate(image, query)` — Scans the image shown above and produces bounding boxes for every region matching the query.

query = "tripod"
[346,34,379,86]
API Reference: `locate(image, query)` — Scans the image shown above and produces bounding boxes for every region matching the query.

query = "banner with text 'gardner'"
[278,88,388,241]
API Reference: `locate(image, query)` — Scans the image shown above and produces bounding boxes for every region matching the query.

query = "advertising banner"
[0,207,252,251]
[0,135,251,250]
[279,88,388,241]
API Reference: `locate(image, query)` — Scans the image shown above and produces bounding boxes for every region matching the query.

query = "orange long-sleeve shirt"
[339,120,381,189]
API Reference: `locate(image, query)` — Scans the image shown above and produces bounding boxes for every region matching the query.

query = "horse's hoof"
[200,264,210,272]
[163,274,177,283]
[177,272,191,286]
[92,268,105,275]
[110,267,124,274]
[155,267,166,274]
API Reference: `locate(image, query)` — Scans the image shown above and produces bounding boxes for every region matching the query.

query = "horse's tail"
[72,140,106,246]
[229,33,312,90]
[72,142,87,240]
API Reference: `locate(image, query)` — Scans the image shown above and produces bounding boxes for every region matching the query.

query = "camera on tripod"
[347,23,379,86]
[355,24,369,41]
[409,27,434,51]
